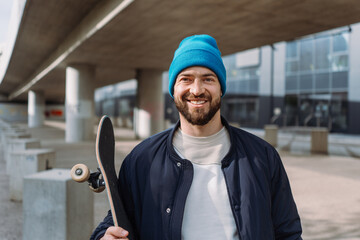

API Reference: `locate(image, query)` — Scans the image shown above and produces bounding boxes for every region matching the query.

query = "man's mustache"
[182,92,210,100]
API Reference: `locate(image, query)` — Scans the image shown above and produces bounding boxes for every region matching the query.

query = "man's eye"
[204,78,214,82]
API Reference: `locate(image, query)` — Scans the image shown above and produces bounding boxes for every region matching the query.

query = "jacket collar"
[166,116,239,166]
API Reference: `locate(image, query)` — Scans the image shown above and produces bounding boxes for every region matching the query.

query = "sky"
[0,0,13,44]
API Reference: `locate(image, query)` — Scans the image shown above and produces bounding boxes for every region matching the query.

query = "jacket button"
[177,162,181,167]
[166,208,171,214]
[234,205,240,211]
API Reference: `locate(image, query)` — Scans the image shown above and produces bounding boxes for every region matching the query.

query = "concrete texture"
[3,0,360,101]
[9,148,55,201]
[65,64,95,142]
[311,128,329,154]
[28,90,45,128]
[264,124,278,147]
[247,127,360,159]
[23,169,94,240]
[283,153,360,239]
[0,121,360,239]
[135,69,164,138]
[5,138,41,174]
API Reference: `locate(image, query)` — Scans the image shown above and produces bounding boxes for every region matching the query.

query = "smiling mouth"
[189,100,206,105]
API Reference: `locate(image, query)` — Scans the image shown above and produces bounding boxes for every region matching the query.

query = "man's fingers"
[102,226,129,239]
[107,226,129,237]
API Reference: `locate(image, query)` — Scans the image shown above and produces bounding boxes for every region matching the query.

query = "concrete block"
[5,138,41,174]
[0,126,25,135]
[9,149,55,201]
[8,138,41,150]
[311,128,328,154]
[264,124,278,147]
[1,131,31,145]
[23,169,94,240]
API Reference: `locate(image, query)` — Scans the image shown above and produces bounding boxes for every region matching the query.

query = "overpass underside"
[1,0,360,141]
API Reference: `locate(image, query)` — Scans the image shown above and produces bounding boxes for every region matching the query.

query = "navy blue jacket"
[91,118,302,240]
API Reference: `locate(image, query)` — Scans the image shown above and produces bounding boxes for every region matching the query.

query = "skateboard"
[71,115,134,239]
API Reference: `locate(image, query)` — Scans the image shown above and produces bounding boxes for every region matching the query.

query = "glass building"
[284,30,349,132]
[217,24,360,134]
[96,23,360,134]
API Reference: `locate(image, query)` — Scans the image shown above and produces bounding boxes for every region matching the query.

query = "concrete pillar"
[264,124,278,147]
[65,64,95,142]
[134,69,165,139]
[28,90,45,128]
[23,169,94,240]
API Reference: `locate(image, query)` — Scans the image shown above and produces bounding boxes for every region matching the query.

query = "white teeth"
[190,101,205,104]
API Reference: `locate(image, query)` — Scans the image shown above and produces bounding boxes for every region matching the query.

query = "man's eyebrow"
[178,72,216,77]
[202,73,216,77]
[178,73,192,77]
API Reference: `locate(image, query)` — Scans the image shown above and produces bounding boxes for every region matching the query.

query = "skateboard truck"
[71,163,105,193]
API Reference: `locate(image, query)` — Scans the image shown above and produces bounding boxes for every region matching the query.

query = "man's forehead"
[178,66,217,77]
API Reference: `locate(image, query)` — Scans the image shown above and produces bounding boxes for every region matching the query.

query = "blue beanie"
[168,34,226,98]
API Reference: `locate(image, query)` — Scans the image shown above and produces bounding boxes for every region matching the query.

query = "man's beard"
[174,92,221,126]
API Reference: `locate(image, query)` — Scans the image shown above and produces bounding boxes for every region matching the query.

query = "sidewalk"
[1,121,360,239]
[244,127,360,158]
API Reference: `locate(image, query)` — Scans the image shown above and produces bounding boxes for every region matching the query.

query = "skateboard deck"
[71,115,134,239]
[96,115,134,239]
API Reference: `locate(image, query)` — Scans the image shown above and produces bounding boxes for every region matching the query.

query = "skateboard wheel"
[89,185,105,193]
[71,164,90,183]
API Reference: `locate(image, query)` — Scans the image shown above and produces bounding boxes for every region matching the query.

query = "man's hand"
[100,226,129,240]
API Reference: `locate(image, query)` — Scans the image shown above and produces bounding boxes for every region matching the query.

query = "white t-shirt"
[173,127,239,240]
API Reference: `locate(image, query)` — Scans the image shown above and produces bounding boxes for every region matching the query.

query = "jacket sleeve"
[270,149,302,240]
[117,152,139,239]
[90,210,114,240]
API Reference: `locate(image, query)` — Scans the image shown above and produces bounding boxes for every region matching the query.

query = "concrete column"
[134,69,164,139]
[28,90,45,128]
[65,64,95,142]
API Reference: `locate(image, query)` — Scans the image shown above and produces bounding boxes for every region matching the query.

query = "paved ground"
[1,121,360,239]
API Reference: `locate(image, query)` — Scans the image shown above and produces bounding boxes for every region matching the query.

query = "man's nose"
[189,79,205,96]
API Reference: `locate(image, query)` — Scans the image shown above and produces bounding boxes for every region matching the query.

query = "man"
[91,34,302,240]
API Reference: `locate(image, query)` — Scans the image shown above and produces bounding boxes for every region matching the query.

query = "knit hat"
[168,34,226,98]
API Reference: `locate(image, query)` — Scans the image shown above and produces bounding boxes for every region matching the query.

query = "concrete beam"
[8,0,134,100]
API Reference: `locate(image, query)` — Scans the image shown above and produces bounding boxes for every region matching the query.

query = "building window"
[315,38,330,70]
[285,31,349,94]
[224,53,260,95]
[284,29,350,132]
[299,39,314,71]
